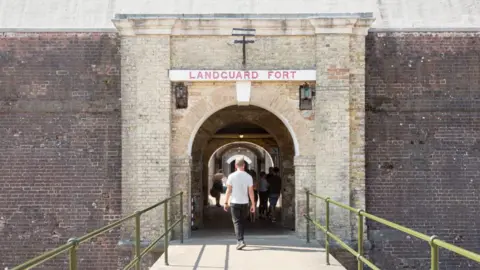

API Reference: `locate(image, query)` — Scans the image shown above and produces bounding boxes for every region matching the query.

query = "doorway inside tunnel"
[190,105,296,236]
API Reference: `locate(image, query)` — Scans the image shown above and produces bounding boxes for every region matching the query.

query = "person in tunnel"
[267,167,282,222]
[224,157,255,250]
[258,171,269,219]
[246,169,259,222]
[210,169,225,207]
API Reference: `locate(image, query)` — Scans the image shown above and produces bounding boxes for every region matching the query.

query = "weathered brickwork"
[0,33,122,269]
[9,17,480,270]
[365,32,480,269]
[171,36,316,70]
[119,35,172,240]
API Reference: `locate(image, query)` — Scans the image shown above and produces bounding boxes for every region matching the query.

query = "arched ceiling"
[214,142,264,159]
[192,105,294,159]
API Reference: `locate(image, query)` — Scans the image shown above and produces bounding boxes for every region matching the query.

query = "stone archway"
[187,105,297,230]
[114,14,372,241]
[206,141,273,199]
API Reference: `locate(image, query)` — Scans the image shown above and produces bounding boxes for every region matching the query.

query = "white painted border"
[187,101,300,157]
[169,70,316,82]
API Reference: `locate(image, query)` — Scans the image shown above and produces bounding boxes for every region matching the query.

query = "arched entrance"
[189,105,296,233]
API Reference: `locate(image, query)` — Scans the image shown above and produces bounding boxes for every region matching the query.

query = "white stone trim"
[236,81,251,106]
[112,18,176,36]
[353,18,376,36]
[187,101,300,157]
[309,18,358,34]
[112,15,374,36]
[171,19,315,36]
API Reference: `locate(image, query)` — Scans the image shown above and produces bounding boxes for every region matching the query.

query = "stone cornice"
[309,17,375,35]
[353,18,376,36]
[112,18,176,36]
[112,13,374,36]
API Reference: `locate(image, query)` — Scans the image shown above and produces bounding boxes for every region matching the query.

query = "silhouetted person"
[224,157,255,250]
[210,169,225,207]
[267,167,282,222]
[258,171,269,218]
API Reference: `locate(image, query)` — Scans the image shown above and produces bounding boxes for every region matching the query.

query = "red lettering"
[244,71,250,79]
[283,71,289,79]
[205,71,212,80]
[268,71,273,79]
[290,71,296,79]
[221,71,227,79]
[197,72,203,79]
[275,71,281,79]
[236,71,242,80]
[213,71,220,79]
[189,71,196,79]
[252,71,258,79]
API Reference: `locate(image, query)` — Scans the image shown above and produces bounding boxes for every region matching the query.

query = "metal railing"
[11,192,185,270]
[304,190,480,270]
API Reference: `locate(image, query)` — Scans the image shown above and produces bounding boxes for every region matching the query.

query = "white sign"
[169,70,316,81]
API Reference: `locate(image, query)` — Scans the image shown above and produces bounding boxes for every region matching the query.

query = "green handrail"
[11,192,185,270]
[304,190,480,270]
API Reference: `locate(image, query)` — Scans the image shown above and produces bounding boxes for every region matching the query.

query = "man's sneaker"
[236,241,246,250]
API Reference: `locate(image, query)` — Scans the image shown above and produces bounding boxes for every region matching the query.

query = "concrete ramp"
[151,235,345,270]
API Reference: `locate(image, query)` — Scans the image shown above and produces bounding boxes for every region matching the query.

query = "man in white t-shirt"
[224,157,255,250]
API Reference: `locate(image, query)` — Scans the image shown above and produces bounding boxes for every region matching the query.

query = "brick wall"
[0,33,122,270]
[365,32,480,269]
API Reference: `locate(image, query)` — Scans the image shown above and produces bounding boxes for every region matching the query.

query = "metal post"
[134,211,141,270]
[180,192,184,244]
[164,203,169,265]
[306,190,310,243]
[242,35,246,66]
[430,236,439,270]
[67,238,78,270]
[357,210,364,270]
[325,198,330,265]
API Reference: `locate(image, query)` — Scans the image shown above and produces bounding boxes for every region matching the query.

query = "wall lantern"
[174,82,188,109]
[299,82,315,110]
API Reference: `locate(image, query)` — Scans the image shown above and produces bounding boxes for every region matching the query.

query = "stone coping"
[114,13,374,20]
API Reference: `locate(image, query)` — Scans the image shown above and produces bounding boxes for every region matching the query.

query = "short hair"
[235,157,245,167]
[218,169,223,173]
[260,171,266,177]
[273,167,280,173]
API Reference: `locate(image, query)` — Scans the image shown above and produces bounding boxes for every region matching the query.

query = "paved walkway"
[151,234,345,270]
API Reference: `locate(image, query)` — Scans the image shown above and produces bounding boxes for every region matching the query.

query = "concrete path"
[151,235,345,270]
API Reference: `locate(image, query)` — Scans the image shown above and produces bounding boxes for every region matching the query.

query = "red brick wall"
[0,33,122,270]
[1,31,480,270]
[365,32,480,269]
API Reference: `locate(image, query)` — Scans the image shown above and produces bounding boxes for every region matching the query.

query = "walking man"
[224,157,255,250]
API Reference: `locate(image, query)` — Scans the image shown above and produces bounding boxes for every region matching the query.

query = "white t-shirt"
[226,171,253,204]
